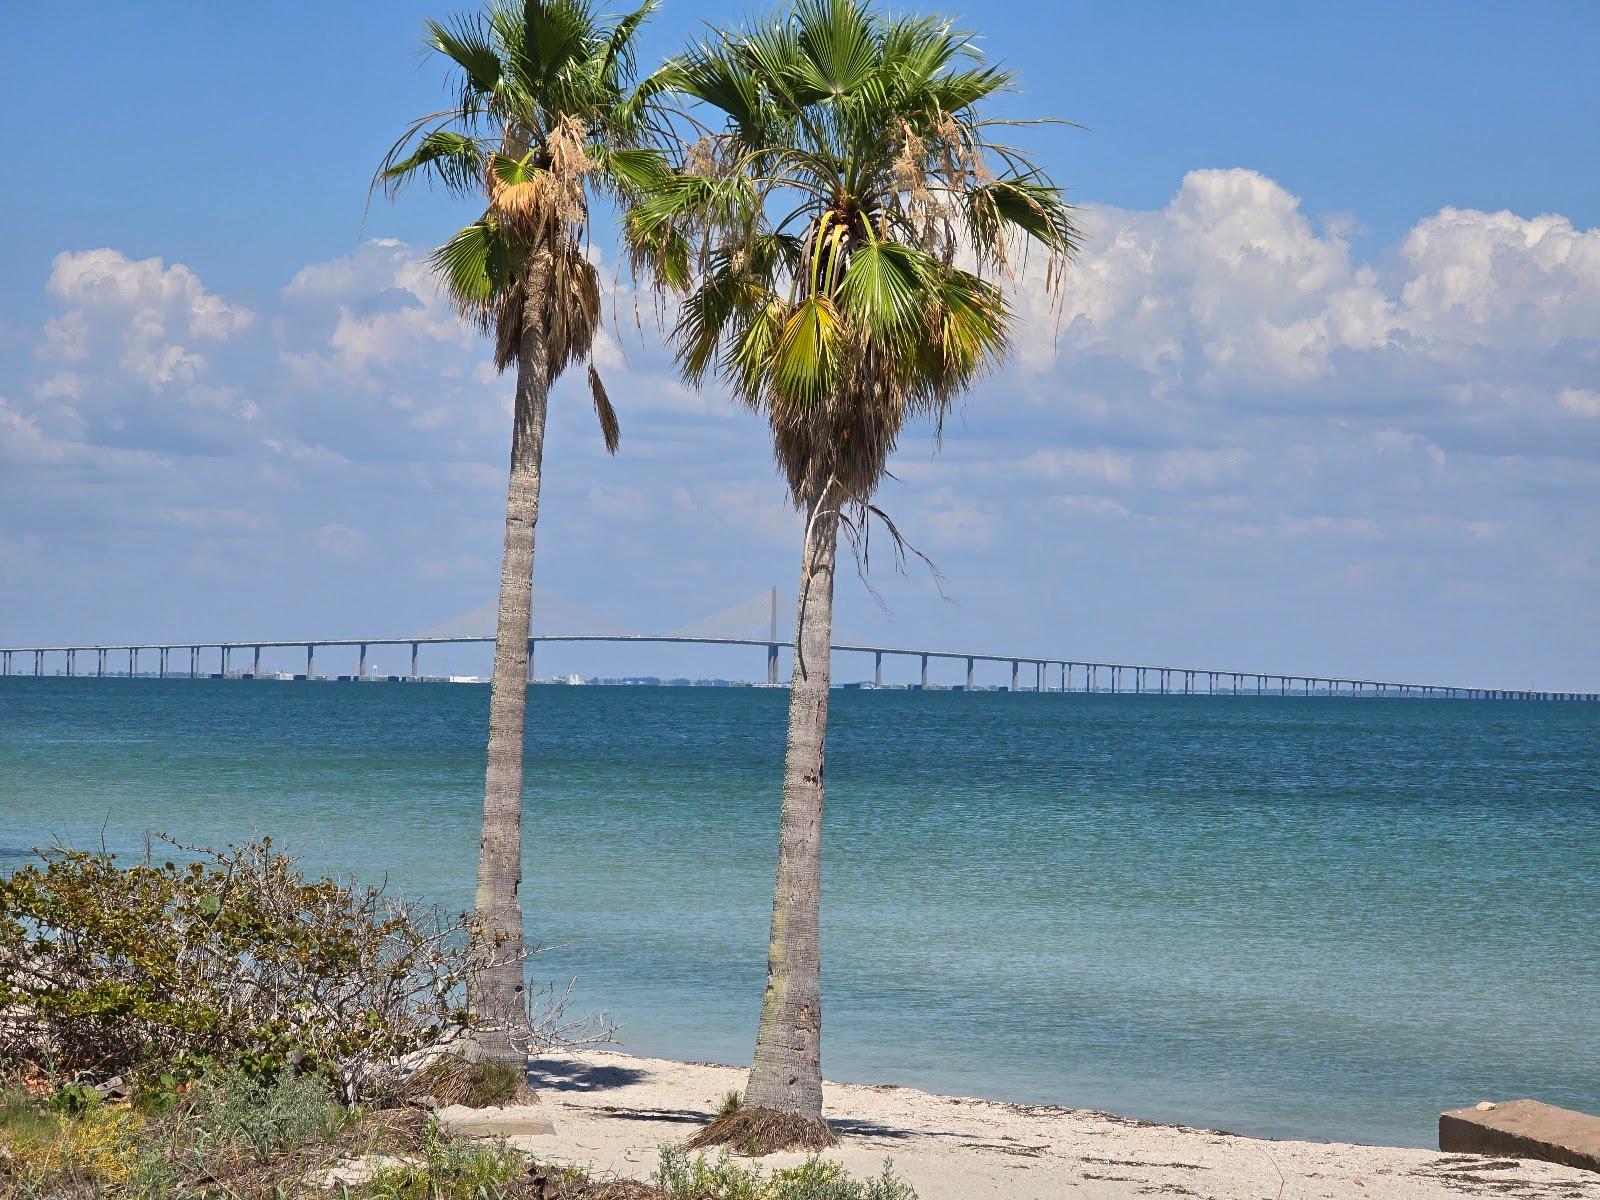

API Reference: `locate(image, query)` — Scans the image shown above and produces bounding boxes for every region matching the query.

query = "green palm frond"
[488,150,540,187]
[967,176,1081,257]
[792,0,878,99]
[837,240,923,338]
[924,268,1009,383]
[380,129,486,196]
[425,13,503,99]
[432,219,512,330]
[770,294,844,408]
[600,0,658,82]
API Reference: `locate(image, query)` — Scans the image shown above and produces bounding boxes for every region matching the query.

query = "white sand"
[515,1049,1600,1200]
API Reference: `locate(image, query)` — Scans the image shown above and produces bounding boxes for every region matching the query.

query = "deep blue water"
[2,677,1596,1147]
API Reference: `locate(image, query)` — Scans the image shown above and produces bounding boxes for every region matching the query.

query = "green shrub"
[0,838,477,1104]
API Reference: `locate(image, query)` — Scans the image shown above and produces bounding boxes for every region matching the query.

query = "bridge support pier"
[253,645,261,677]
[922,654,930,690]
[875,651,883,688]
[222,646,230,677]
[1011,660,1019,691]
[967,656,975,691]
[97,649,105,678]
[358,643,368,680]
[129,648,136,678]
[305,644,314,679]
[767,643,779,686]
[411,642,419,680]
[1034,660,1042,693]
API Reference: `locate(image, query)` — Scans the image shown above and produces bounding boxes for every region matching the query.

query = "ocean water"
[2,677,1596,1147]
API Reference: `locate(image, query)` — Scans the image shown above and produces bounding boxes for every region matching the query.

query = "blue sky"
[3,1,1598,688]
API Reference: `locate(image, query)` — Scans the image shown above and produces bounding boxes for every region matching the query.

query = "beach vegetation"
[0,1061,422,1199]
[655,1147,915,1200]
[376,0,676,1069]
[1,838,477,1106]
[630,0,1076,1147]
[0,1073,918,1200]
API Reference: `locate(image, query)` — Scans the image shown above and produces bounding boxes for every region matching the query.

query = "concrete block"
[1440,1099,1600,1173]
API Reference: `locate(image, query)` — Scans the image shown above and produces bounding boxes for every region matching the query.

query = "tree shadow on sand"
[528,1058,654,1093]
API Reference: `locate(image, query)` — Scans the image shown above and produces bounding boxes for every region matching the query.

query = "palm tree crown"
[631,0,1080,507]
[381,0,671,439]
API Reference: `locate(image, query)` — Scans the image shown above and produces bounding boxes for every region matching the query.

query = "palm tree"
[630,0,1079,1149]
[379,0,670,1068]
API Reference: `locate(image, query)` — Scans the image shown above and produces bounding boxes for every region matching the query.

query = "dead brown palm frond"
[588,364,620,453]
[685,1104,838,1154]
[548,246,602,381]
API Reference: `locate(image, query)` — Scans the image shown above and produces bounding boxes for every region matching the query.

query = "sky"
[2,1,1598,689]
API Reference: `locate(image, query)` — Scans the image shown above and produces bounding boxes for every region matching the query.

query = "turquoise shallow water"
[2,678,1596,1147]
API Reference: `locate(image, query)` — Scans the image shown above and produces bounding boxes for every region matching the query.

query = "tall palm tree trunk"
[745,487,839,1121]
[471,248,554,1068]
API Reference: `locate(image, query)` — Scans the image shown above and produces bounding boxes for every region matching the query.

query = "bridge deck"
[0,634,1591,700]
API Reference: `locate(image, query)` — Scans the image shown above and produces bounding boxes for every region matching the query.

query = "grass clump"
[653,1147,913,1200]
[405,1054,534,1108]
[766,1157,916,1200]
[654,1146,765,1200]
[350,1136,529,1199]
[187,1066,353,1162]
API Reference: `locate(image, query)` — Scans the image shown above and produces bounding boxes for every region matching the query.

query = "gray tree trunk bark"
[469,248,554,1068]
[744,487,839,1121]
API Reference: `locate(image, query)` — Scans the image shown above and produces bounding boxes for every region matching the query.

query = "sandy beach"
[517,1049,1600,1200]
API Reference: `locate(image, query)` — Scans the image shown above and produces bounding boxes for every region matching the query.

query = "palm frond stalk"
[378,0,671,1069]
[640,0,1078,1146]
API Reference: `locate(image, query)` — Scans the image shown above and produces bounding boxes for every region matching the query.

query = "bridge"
[2,586,1593,703]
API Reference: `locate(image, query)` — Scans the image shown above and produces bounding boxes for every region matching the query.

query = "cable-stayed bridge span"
[2,587,1591,700]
